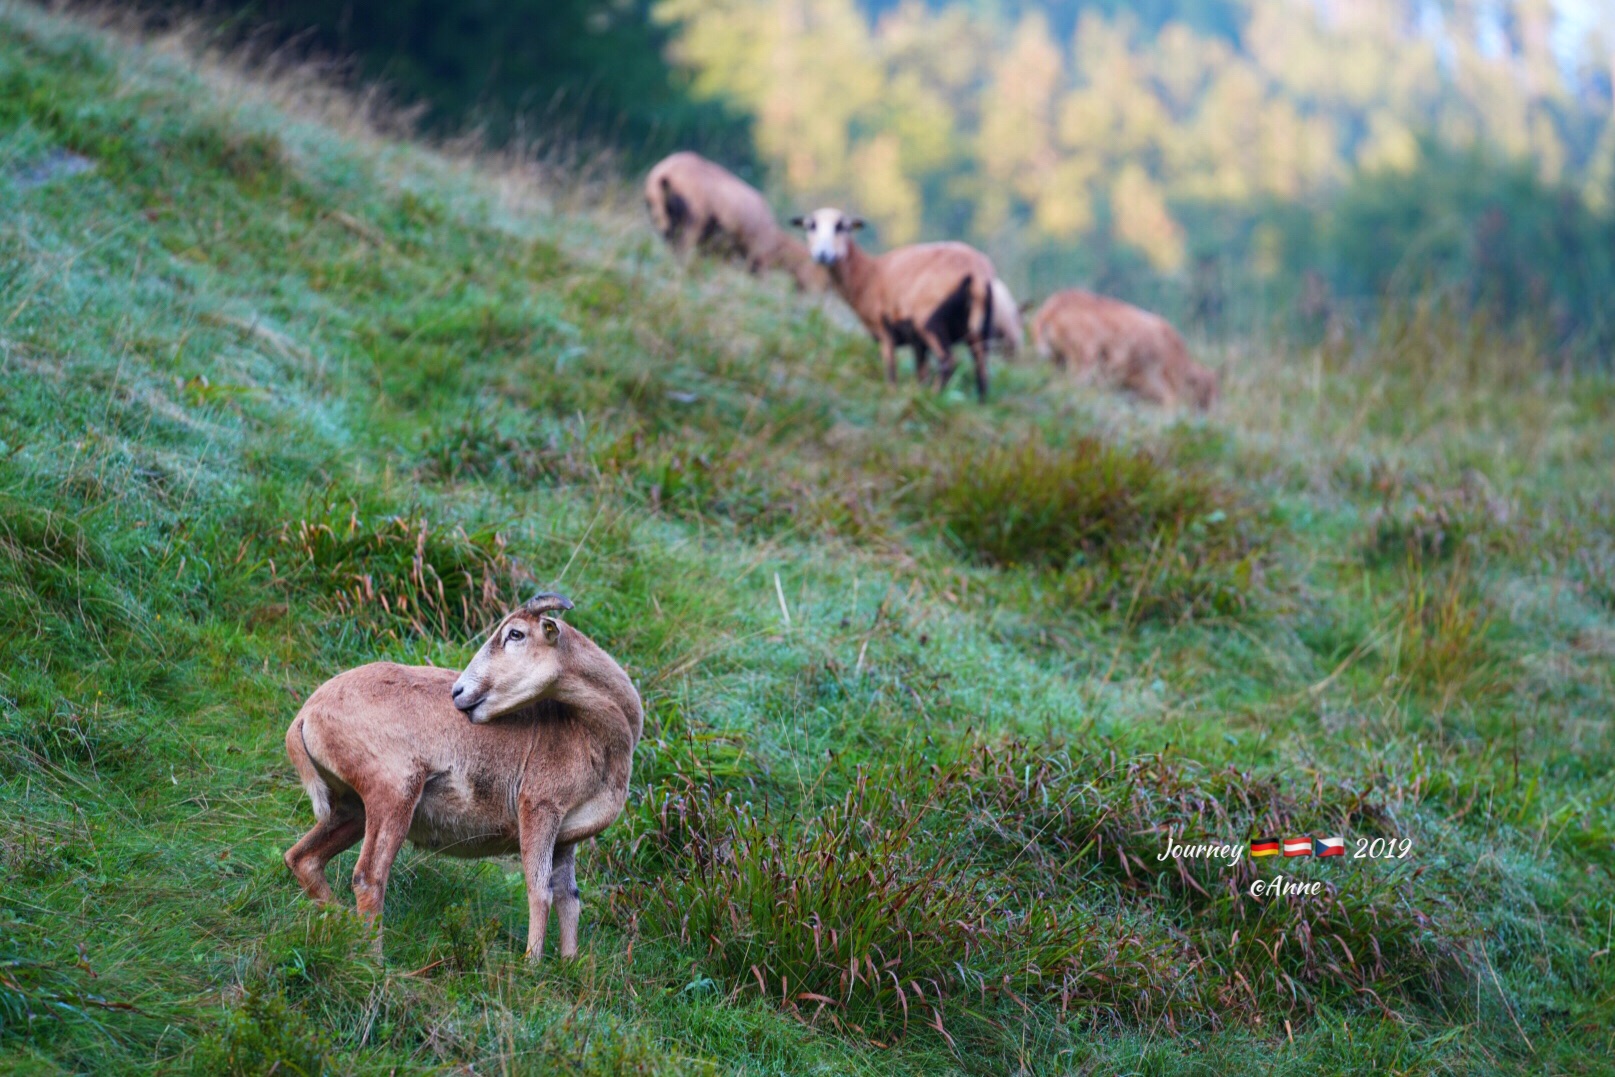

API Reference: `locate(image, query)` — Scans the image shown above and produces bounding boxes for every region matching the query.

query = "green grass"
[2,4,1614,1073]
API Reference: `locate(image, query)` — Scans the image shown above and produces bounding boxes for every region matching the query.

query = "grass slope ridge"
[1,4,1614,1074]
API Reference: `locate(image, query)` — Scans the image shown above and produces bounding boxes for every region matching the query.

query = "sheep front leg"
[551,842,580,959]
[911,340,933,385]
[878,333,898,385]
[1132,364,1177,408]
[517,801,563,963]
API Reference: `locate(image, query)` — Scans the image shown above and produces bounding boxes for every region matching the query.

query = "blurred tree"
[976,11,1063,236]
[152,0,758,171]
[1322,140,1615,336]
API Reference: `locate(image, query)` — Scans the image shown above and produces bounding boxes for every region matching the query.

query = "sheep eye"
[507,628,525,643]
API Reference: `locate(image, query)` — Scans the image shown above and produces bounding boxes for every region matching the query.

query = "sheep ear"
[848,217,865,231]
[789,215,807,228]
[539,616,561,643]
[525,592,574,617]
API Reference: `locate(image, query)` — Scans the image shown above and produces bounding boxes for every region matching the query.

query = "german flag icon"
[1249,837,1280,858]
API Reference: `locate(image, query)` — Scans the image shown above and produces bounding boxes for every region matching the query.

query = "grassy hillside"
[2,5,1613,1073]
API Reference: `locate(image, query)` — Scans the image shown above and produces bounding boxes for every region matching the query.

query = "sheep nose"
[452,684,465,699]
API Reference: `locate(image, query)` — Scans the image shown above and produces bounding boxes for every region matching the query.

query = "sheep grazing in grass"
[1031,289,1219,410]
[791,207,997,401]
[282,592,642,962]
[644,151,825,291]
[988,278,1023,358]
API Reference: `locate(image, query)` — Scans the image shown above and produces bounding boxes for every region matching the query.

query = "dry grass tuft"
[916,432,1264,620]
[263,501,528,642]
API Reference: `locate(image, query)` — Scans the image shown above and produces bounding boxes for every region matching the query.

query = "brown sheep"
[1031,289,1219,410]
[791,207,997,400]
[283,593,641,962]
[644,151,825,291]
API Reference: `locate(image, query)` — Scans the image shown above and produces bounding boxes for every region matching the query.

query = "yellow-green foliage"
[659,0,1613,288]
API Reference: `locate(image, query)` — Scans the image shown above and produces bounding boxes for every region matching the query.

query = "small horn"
[525,592,575,616]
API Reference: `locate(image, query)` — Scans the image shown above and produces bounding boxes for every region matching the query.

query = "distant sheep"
[792,207,996,400]
[283,593,641,962]
[644,151,825,291]
[1031,289,1218,410]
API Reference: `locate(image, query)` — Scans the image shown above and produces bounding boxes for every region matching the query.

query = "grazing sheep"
[791,207,997,400]
[644,151,825,291]
[1031,289,1219,410]
[283,593,642,962]
[988,278,1023,358]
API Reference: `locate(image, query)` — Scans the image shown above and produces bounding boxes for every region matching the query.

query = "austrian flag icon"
[1282,836,1313,857]
[1314,835,1346,857]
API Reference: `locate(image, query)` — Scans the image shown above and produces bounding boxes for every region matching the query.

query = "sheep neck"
[828,240,878,314]
[543,652,643,753]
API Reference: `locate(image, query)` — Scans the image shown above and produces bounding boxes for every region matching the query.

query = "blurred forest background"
[152,0,1615,355]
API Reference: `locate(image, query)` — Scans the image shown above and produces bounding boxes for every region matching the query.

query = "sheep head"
[452,592,575,724]
[791,208,863,266]
[1189,365,1221,411]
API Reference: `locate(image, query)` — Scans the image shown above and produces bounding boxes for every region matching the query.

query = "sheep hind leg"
[551,842,580,959]
[968,334,989,402]
[285,808,364,905]
[350,782,424,956]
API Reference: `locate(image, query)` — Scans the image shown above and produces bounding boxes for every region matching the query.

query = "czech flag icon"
[1314,836,1346,857]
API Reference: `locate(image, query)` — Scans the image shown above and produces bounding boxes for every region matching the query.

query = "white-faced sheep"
[1031,289,1219,410]
[644,151,825,291]
[791,208,997,400]
[282,592,641,962]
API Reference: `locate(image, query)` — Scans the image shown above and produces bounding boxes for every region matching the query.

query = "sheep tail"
[976,276,994,350]
[287,714,332,823]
